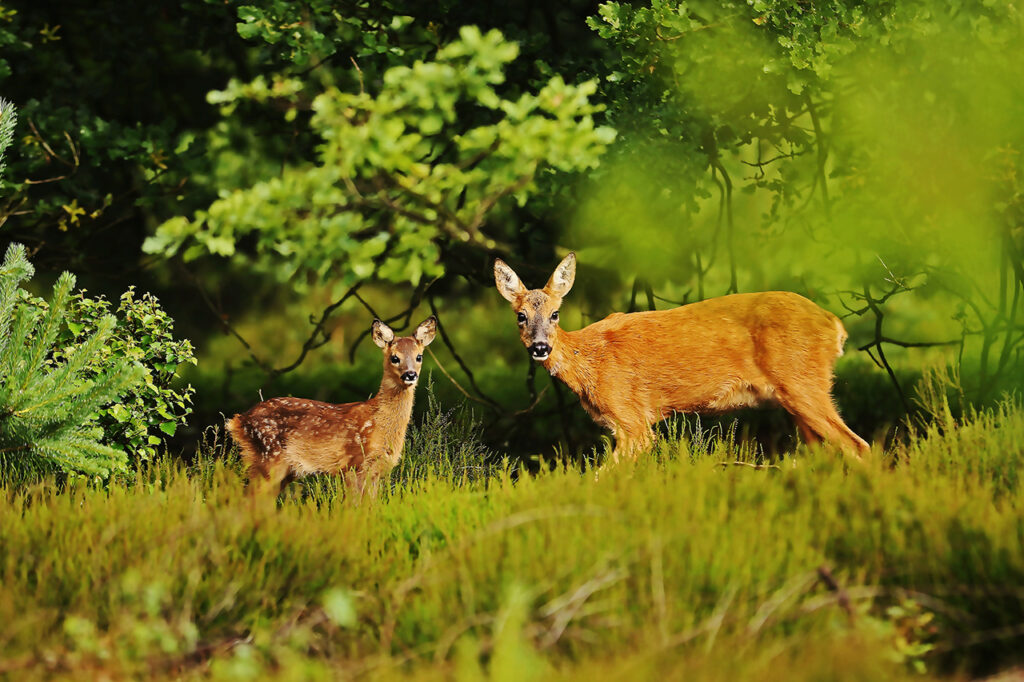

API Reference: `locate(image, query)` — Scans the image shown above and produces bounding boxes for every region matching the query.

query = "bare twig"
[804,94,831,218]
[859,282,912,414]
[427,296,502,411]
[709,155,737,294]
[715,461,779,470]
[426,346,499,410]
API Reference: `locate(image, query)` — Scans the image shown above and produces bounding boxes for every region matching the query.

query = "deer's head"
[494,253,575,362]
[372,316,437,387]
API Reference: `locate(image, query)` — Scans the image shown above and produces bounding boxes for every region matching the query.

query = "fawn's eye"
[416,354,422,363]
[516,312,527,324]
[390,355,400,364]
[551,311,559,321]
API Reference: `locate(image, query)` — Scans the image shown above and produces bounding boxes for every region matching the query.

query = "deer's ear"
[415,316,437,347]
[544,252,576,298]
[494,259,527,303]
[372,319,394,349]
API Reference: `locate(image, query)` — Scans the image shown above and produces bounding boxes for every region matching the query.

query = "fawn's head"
[372,316,437,388]
[494,253,575,362]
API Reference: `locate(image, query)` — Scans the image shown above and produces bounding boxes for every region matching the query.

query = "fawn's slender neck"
[543,327,599,399]
[370,369,417,455]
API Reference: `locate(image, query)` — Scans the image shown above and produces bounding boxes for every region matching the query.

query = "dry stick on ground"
[715,461,780,470]
[816,565,855,623]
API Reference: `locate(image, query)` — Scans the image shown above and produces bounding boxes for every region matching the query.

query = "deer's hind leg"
[776,389,868,457]
[756,332,869,458]
[791,414,823,448]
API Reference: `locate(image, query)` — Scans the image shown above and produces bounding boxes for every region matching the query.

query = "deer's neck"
[371,375,417,457]
[543,327,599,399]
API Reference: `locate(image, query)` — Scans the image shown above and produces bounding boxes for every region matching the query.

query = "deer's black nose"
[401,371,418,384]
[529,343,551,360]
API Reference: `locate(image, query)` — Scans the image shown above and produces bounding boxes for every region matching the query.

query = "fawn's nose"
[529,343,551,361]
[401,371,418,384]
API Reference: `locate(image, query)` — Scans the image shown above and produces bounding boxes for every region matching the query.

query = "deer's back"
[228,397,375,476]
[583,292,839,357]
[566,291,845,414]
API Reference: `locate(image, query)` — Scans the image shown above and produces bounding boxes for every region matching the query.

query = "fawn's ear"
[494,258,527,303]
[372,319,395,348]
[544,252,576,298]
[415,316,437,347]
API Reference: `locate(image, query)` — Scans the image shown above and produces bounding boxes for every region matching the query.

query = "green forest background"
[3,3,1024,679]
[2,0,1023,470]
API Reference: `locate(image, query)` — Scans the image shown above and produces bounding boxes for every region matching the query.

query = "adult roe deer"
[494,253,869,459]
[226,316,437,497]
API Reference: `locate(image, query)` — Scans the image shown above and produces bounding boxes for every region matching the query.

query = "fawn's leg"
[343,469,368,504]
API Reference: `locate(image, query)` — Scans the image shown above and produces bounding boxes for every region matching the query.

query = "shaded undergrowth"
[1,398,1022,680]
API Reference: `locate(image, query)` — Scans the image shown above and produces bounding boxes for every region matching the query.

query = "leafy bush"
[0,243,196,480]
[0,243,142,479]
[58,287,196,462]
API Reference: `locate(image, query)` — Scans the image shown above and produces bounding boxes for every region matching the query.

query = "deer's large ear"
[414,316,437,347]
[544,252,576,298]
[372,319,394,349]
[494,259,527,303]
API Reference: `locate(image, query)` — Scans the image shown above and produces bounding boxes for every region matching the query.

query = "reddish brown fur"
[226,318,436,497]
[495,254,870,459]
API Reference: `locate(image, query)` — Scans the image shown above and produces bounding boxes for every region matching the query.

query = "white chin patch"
[403,378,417,385]
[531,352,549,362]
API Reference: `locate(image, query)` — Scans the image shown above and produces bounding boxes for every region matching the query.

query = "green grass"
[1,399,1023,680]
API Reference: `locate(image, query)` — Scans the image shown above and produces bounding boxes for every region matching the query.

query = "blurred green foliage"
[579,0,1024,405]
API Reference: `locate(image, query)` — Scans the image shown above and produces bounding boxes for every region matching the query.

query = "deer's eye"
[551,311,559,321]
[516,312,527,324]
[390,355,400,364]
[416,354,422,363]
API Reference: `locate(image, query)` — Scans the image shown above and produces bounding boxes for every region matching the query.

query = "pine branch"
[28,315,117,407]
[0,98,16,179]
[0,243,34,360]
[0,244,145,479]
[9,272,75,397]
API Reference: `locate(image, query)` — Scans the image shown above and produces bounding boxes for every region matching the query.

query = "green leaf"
[322,588,357,628]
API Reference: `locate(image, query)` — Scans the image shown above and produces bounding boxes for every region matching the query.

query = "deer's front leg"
[609,421,655,462]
